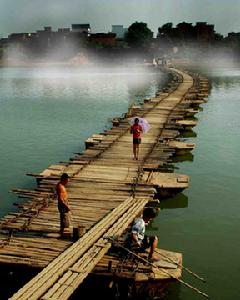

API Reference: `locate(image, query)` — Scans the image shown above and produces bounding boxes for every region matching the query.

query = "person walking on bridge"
[56,173,71,237]
[130,117,143,160]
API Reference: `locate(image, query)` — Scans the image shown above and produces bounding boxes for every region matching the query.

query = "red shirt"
[131,124,142,139]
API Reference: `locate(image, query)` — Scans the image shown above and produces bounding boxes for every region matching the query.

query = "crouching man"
[125,207,159,262]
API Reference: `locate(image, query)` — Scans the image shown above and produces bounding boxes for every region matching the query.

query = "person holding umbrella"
[130,117,143,160]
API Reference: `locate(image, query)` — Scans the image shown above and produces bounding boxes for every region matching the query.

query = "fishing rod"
[105,237,209,299]
[154,249,206,283]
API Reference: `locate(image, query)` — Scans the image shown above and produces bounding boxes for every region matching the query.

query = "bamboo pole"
[108,241,209,299]
[154,248,206,283]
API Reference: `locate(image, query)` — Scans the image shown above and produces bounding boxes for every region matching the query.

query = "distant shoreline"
[1,58,239,69]
[0,60,91,68]
[0,60,157,69]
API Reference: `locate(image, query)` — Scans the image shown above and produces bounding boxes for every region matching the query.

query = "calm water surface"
[0,67,240,300]
[0,66,166,216]
[150,68,240,300]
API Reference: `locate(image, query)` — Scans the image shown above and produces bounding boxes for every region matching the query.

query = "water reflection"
[172,152,194,163]
[208,72,240,89]
[127,72,168,105]
[164,283,181,300]
[179,130,197,138]
[160,193,188,209]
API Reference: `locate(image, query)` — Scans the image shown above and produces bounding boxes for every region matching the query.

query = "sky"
[0,0,240,38]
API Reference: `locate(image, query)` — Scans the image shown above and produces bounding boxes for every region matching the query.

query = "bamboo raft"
[0,67,209,299]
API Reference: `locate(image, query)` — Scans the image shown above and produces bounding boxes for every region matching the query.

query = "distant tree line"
[1,20,240,61]
[125,22,153,48]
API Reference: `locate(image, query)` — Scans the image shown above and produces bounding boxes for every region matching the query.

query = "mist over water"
[173,50,240,72]
[0,66,166,217]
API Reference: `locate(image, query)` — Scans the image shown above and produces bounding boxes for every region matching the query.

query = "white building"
[112,25,127,39]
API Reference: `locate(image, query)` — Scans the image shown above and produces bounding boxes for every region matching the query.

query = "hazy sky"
[1,0,240,37]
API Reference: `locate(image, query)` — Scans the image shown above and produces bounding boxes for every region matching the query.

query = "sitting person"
[125,207,159,261]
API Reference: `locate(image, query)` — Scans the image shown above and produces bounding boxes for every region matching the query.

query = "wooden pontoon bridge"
[0,67,209,299]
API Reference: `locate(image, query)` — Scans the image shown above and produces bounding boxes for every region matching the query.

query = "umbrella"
[129,117,151,133]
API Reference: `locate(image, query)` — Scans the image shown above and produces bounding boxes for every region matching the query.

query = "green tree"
[125,22,153,48]
[158,23,173,37]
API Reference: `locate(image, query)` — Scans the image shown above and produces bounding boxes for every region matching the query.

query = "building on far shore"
[89,33,116,47]
[0,24,90,60]
[112,25,128,39]
[226,32,240,44]
[1,21,239,63]
[71,24,91,36]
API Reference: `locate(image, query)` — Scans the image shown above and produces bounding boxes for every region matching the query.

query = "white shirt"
[131,218,145,242]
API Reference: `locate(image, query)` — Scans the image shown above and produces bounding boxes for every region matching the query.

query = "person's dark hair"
[61,173,69,181]
[134,118,139,124]
[143,207,156,219]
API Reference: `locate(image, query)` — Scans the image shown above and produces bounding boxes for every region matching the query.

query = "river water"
[0,66,239,300]
[0,66,166,217]
[156,68,240,300]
